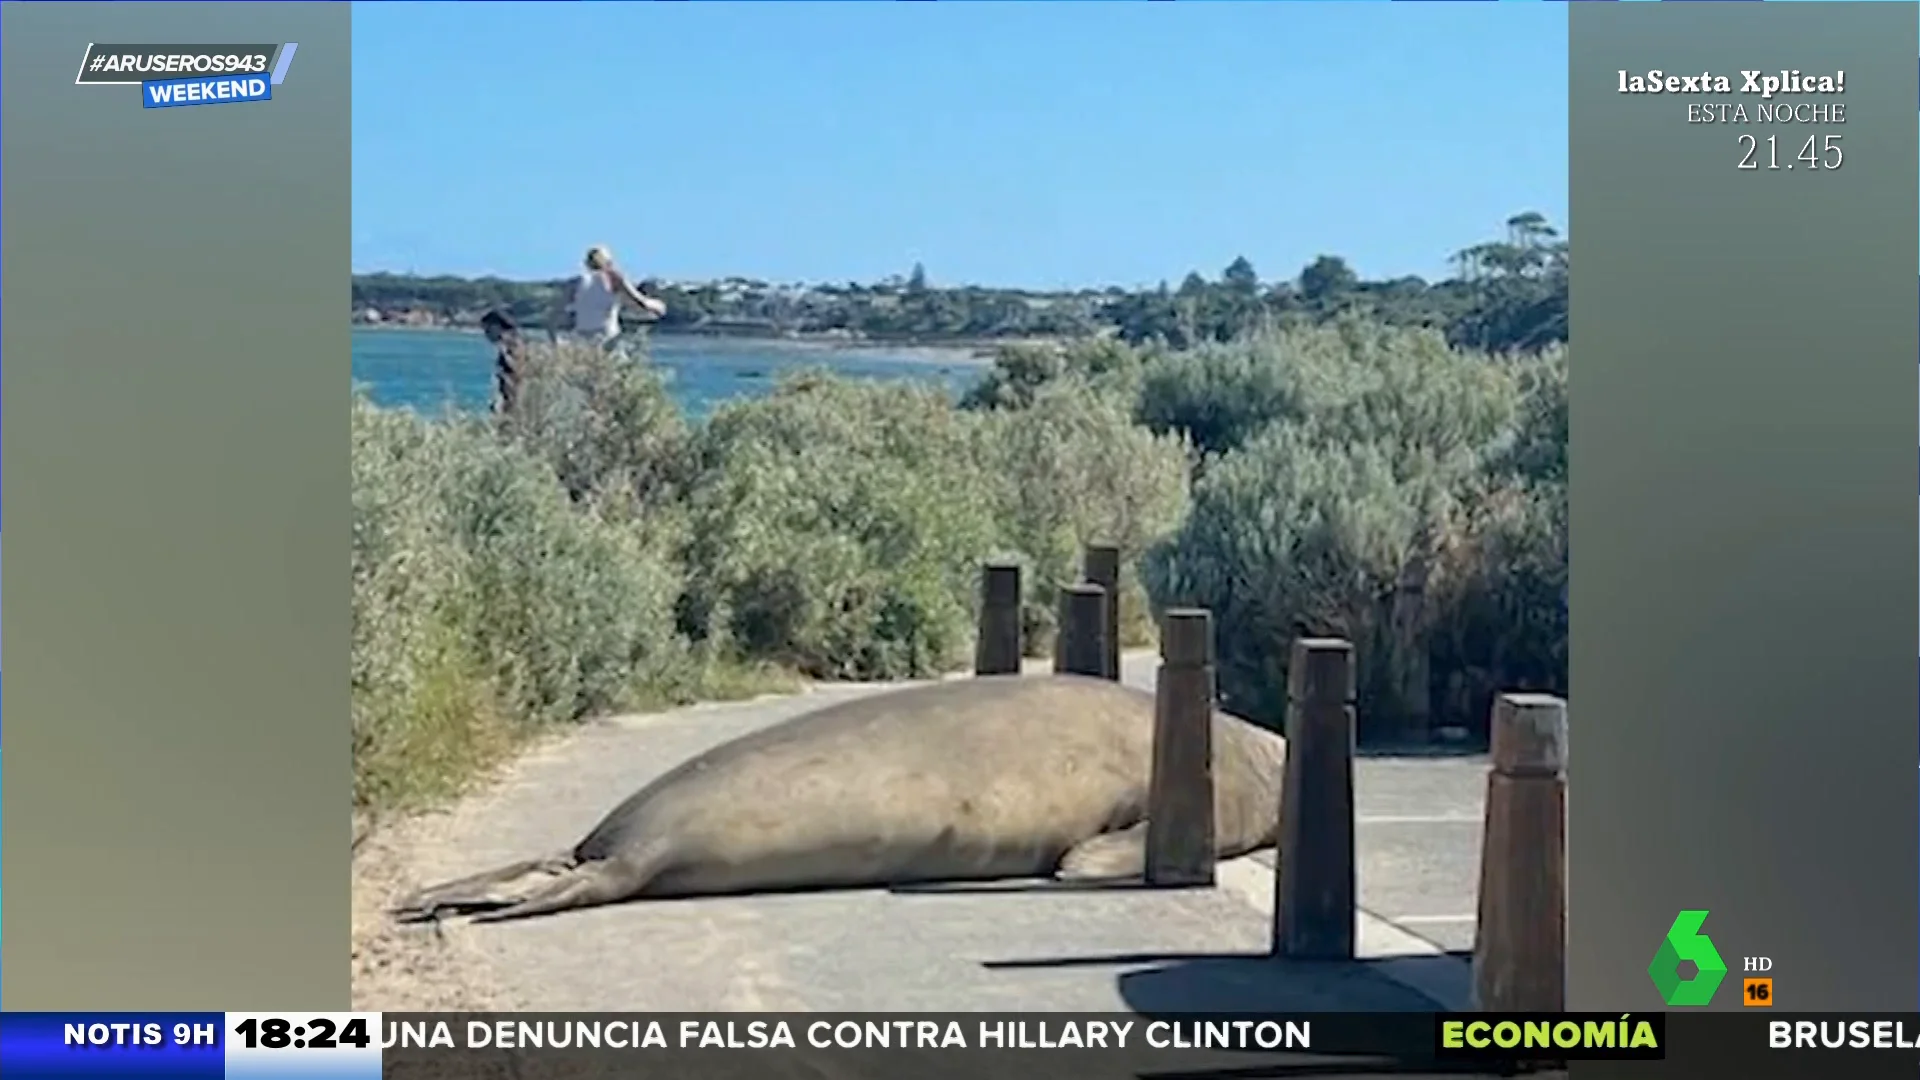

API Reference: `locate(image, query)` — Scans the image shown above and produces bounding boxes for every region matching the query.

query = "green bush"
[1140,324,1551,739]
[1490,347,1567,487]
[352,399,495,811]
[679,362,1188,674]
[961,337,1148,412]
[975,376,1191,652]
[351,392,690,812]
[1135,320,1520,475]
[1135,334,1310,459]
[500,338,694,511]
[1428,351,1567,730]
[1427,478,1566,733]
[679,371,1001,680]
[1144,426,1433,730]
[436,415,688,727]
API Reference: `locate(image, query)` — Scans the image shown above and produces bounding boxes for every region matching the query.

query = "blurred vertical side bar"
[2,4,351,1008]
[1570,0,1918,1021]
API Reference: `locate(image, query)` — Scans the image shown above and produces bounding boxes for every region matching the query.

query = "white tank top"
[571,271,622,337]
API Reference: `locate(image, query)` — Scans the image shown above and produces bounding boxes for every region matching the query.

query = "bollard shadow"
[1115,950,1474,1014]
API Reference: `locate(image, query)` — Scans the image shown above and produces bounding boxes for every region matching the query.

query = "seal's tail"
[391,850,576,922]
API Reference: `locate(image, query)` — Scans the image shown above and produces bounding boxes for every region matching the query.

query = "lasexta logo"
[1648,910,1727,1006]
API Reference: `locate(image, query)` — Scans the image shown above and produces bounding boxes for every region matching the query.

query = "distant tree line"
[353,213,1566,356]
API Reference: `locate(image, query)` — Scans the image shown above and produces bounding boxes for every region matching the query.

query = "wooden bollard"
[1082,545,1123,681]
[1146,609,1216,886]
[1472,693,1568,1012]
[1054,584,1108,678]
[1275,638,1357,960]
[974,563,1023,676]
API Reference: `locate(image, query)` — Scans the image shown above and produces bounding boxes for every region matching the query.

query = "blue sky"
[351,2,1567,289]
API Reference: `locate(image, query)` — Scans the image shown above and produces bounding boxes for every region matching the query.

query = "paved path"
[387,655,1487,1013]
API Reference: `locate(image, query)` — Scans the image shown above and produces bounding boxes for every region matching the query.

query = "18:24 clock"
[232,1016,371,1050]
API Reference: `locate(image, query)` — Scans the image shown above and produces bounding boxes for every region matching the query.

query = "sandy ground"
[352,795,513,1010]
[349,722,589,1011]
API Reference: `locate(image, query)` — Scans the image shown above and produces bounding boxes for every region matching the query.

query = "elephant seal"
[394,673,1286,924]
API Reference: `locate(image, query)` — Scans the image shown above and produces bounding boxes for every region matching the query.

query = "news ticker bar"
[1,1011,1651,1078]
[10,1011,1920,1077]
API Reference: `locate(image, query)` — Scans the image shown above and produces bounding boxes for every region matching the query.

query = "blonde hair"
[584,245,613,270]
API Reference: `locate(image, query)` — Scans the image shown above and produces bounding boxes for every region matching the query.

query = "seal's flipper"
[469,844,670,923]
[1055,822,1150,882]
[392,852,576,921]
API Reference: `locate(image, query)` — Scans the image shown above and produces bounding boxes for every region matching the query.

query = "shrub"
[1428,350,1567,733]
[1141,323,1542,739]
[350,392,688,812]
[1144,427,1432,730]
[434,414,688,727]
[1427,478,1566,735]
[961,337,1148,411]
[975,376,1191,652]
[352,399,493,810]
[680,371,1001,680]
[1489,346,1567,487]
[1135,335,1309,459]
[1135,321,1517,472]
[499,338,693,510]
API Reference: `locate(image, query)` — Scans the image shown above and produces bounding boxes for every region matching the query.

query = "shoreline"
[351,322,1038,366]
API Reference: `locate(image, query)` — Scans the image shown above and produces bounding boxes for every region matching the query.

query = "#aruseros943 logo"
[73,42,299,110]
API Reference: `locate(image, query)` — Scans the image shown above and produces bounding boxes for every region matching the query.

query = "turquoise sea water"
[351,327,989,419]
